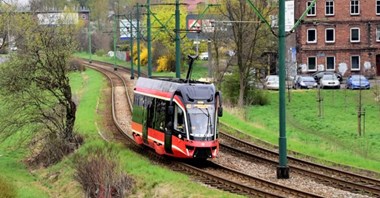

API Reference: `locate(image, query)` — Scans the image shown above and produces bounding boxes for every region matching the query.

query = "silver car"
[264,75,279,90]
[320,74,340,89]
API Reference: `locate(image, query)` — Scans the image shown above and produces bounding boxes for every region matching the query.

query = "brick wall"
[295,0,380,77]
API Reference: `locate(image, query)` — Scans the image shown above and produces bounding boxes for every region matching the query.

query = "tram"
[131,56,223,159]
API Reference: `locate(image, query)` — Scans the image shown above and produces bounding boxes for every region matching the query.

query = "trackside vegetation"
[0,68,241,197]
[74,53,380,174]
[221,89,380,173]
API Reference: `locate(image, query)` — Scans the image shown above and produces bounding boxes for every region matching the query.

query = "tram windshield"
[187,104,215,138]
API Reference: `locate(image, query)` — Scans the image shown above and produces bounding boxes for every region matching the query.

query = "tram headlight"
[178,134,182,139]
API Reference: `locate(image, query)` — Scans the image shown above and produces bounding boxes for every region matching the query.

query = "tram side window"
[145,97,154,128]
[132,94,144,123]
[174,105,185,133]
[153,99,167,131]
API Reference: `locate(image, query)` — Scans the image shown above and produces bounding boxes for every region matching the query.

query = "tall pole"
[113,13,117,71]
[175,0,181,78]
[88,11,92,63]
[147,0,152,78]
[130,13,135,79]
[277,0,289,179]
[136,3,141,77]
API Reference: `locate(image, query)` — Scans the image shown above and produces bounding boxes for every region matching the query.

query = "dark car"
[312,71,342,82]
[293,76,318,89]
[346,75,370,89]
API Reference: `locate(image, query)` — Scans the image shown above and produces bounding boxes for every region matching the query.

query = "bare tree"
[219,0,277,107]
[0,11,82,166]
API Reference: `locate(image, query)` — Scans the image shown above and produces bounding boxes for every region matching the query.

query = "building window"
[307,1,316,16]
[350,28,360,42]
[326,56,335,70]
[325,28,335,43]
[351,56,360,70]
[377,25,380,41]
[308,57,317,71]
[326,0,334,15]
[307,29,317,43]
[377,0,380,15]
[350,0,360,15]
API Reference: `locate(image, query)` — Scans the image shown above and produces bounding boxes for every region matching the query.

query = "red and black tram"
[131,57,223,159]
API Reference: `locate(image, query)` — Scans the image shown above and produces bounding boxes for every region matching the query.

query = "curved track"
[80,59,379,197]
[80,59,325,197]
[220,132,380,197]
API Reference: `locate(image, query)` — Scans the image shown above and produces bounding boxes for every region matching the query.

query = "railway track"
[80,60,326,197]
[78,58,380,197]
[220,132,380,197]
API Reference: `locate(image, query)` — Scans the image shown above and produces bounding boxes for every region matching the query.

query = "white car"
[198,52,208,60]
[320,74,340,89]
[264,75,279,90]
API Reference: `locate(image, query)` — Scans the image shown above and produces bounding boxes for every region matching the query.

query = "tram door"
[143,97,153,144]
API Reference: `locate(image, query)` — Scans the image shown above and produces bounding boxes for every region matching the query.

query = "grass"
[74,52,380,172]
[222,89,380,173]
[41,69,240,197]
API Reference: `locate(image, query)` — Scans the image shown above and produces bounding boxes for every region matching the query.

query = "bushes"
[95,49,106,57]
[0,176,16,198]
[74,144,134,198]
[68,58,86,72]
[156,55,175,72]
[222,71,270,106]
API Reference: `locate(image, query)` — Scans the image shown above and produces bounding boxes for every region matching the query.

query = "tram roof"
[135,77,216,102]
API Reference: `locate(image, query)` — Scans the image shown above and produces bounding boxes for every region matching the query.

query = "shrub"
[0,176,16,198]
[156,55,175,72]
[74,144,134,198]
[132,44,149,66]
[68,58,86,72]
[222,71,270,106]
[27,131,83,167]
[95,49,106,57]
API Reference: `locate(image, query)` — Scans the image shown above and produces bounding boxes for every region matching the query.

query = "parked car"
[198,52,208,60]
[293,76,318,89]
[346,75,370,89]
[312,71,342,83]
[264,75,279,90]
[319,74,340,89]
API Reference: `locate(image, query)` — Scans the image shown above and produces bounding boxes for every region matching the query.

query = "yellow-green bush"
[156,55,171,72]
[132,44,150,66]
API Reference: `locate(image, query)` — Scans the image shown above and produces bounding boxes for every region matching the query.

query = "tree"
[146,2,194,72]
[219,0,277,107]
[0,11,83,166]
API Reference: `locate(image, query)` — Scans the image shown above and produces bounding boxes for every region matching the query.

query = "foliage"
[68,58,86,72]
[156,55,175,72]
[95,49,106,57]
[144,3,195,71]
[132,43,148,66]
[0,176,16,198]
[0,12,82,166]
[222,70,269,106]
[218,0,277,107]
[74,143,134,197]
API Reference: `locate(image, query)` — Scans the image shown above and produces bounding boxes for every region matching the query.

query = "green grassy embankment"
[221,89,380,173]
[1,68,240,197]
[75,52,380,173]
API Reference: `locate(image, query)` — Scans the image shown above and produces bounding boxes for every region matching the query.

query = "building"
[295,0,380,77]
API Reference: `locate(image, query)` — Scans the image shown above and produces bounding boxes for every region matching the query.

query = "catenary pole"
[175,0,181,78]
[88,11,92,63]
[147,0,152,78]
[130,13,135,79]
[136,3,141,77]
[277,0,289,179]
